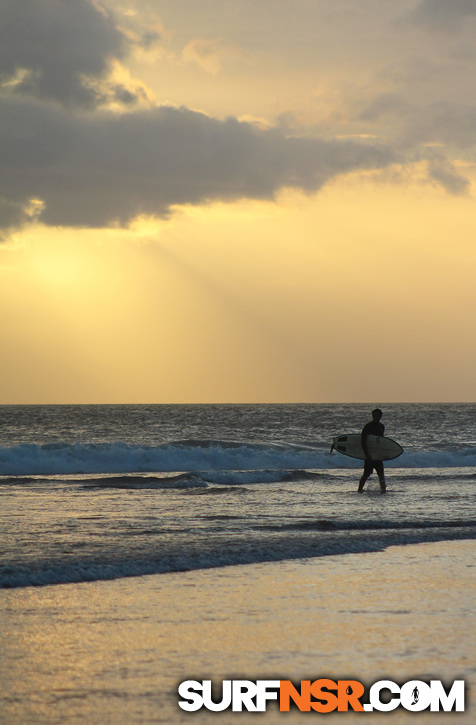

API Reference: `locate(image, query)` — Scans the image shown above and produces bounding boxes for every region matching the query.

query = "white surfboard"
[331,434,403,461]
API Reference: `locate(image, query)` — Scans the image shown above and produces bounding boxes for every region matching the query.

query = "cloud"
[1,0,473,240]
[427,157,470,195]
[413,102,476,151]
[0,0,399,236]
[0,197,35,240]
[182,38,244,75]
[359,92,476,151]
[358,93,414,125]
[409,0,476,31]
[358,92,476,193]
[0,0,157,108]
[0,197,45,241]
[0,95,396,231]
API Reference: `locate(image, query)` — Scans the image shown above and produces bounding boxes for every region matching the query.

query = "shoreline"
[2,527,475,590]
[1,539,475,724]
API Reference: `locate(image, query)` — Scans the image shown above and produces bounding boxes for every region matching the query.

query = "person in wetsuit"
[358,408,386,493]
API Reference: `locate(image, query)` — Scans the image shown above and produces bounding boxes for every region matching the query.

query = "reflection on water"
[1,540,475,724]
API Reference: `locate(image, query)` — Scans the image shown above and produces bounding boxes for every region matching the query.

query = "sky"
[1,0,476,404]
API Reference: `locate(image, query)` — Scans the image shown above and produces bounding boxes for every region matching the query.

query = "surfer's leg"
[376,462,386,493]
[358,460,372,492]
[358,474,368,492]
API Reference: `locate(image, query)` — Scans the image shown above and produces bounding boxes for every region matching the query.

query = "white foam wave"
[2,525,475,588]
[0,441,328,476]
[1,441,476,477]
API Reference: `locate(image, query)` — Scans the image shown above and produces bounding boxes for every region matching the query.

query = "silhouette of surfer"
[358,408,386,493]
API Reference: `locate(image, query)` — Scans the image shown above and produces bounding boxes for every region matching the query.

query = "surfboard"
[331,434,403,461]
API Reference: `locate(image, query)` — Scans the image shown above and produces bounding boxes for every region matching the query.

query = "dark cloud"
[0,0,471,239]
[410,0,476,30]
[0,197,31,239]
[427,157,470,195]
[358,93,414,124]
[0,0,153,108]
[0,96,396,231]
[360,92,476,151]
[0,0,398,235]
[356,91,476,194]
[419,102,476,149]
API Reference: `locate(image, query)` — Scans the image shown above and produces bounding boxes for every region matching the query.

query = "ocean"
[1,403,475,589]
[1,404,475,723]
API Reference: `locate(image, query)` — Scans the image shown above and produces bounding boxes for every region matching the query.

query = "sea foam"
[1,440,476,476]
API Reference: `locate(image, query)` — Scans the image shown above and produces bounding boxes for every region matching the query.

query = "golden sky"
[1,0,476,403]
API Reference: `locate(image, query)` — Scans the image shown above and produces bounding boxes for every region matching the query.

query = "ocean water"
[1,403,475,589]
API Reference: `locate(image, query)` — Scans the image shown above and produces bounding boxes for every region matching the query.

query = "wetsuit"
[359,419,386,491]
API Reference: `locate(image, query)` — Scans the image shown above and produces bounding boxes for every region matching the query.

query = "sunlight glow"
[2,167,476,403]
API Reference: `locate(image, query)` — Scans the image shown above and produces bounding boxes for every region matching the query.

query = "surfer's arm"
[361,437,371,459]
[361,425,372,460]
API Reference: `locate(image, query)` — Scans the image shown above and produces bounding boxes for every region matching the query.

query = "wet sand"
[1,540,475,724]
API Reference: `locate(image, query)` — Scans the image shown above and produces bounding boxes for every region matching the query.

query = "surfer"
[358,408,387,493]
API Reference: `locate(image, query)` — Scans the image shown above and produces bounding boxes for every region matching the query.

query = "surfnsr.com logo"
[178,679,465,713]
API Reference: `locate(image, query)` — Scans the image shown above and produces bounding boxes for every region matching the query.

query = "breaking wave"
[2,439,476,477]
